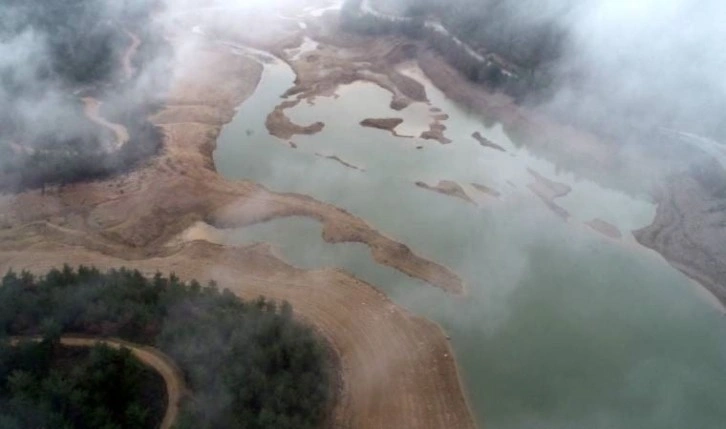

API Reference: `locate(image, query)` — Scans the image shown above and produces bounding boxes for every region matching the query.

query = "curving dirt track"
[11,336,186,429]
[122,29,142,81]
[82,97,130,150]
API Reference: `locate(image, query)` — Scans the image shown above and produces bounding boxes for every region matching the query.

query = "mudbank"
[635,159,726,304]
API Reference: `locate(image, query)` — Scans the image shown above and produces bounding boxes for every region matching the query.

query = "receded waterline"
[210,47,726,428]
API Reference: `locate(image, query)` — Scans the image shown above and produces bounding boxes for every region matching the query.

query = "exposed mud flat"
[416,180,476,206]
[635,159,726,305]
[471,182,501,198]
[420,122,452,144]
[472,131,506,152]
[360,117,404,136]
[275,13,430,114]
[315,153,365,171]
[586,218,623,239]
[526,168,572,219]
[304,1,726,316]
[267,99,325,139]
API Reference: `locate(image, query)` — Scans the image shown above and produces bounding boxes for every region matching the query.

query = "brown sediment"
[417,103,452,144]
[416,180,476,206]
[586,218,622,239]
[389,68,427,102]
[527,168,571,199]
[389,98,410,110]
[472,131,506,152]
[420,122,452,144]
[528,191,570,220]
[315,152,365,171]
[471,182,501,198]
[266,99,325,140]
[360,117,412,138]
[526,168,571,219]
[269,14,430,112]
[361,117,404,132]
[210,195,464,294]
[635,159,726,306]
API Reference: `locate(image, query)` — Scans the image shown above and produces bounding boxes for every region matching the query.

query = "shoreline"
[633,166,726,309]
[526,168,572,220]
[159,24,468,294]
[413,44,726,311]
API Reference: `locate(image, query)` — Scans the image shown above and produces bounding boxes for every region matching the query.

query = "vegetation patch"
[0,340,165,429]
[0,266,332,429]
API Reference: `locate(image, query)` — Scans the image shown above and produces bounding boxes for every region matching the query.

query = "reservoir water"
[211,46,726,428]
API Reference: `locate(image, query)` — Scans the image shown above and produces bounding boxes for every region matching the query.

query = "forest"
[410,0,567,75]
[345,0,568,98]
[0,0,170,192]
[0,266,332,429]
[0,338,166,429]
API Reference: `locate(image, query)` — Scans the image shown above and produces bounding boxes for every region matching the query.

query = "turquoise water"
[212,52,726,428]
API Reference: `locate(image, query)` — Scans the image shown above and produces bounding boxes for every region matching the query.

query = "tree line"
[341,0,565,99]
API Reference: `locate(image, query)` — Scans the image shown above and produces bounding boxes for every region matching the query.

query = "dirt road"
[81,97,130,150]
[123,30,142,81]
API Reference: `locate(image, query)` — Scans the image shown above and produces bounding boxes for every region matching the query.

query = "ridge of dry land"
[634,160,726,305]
